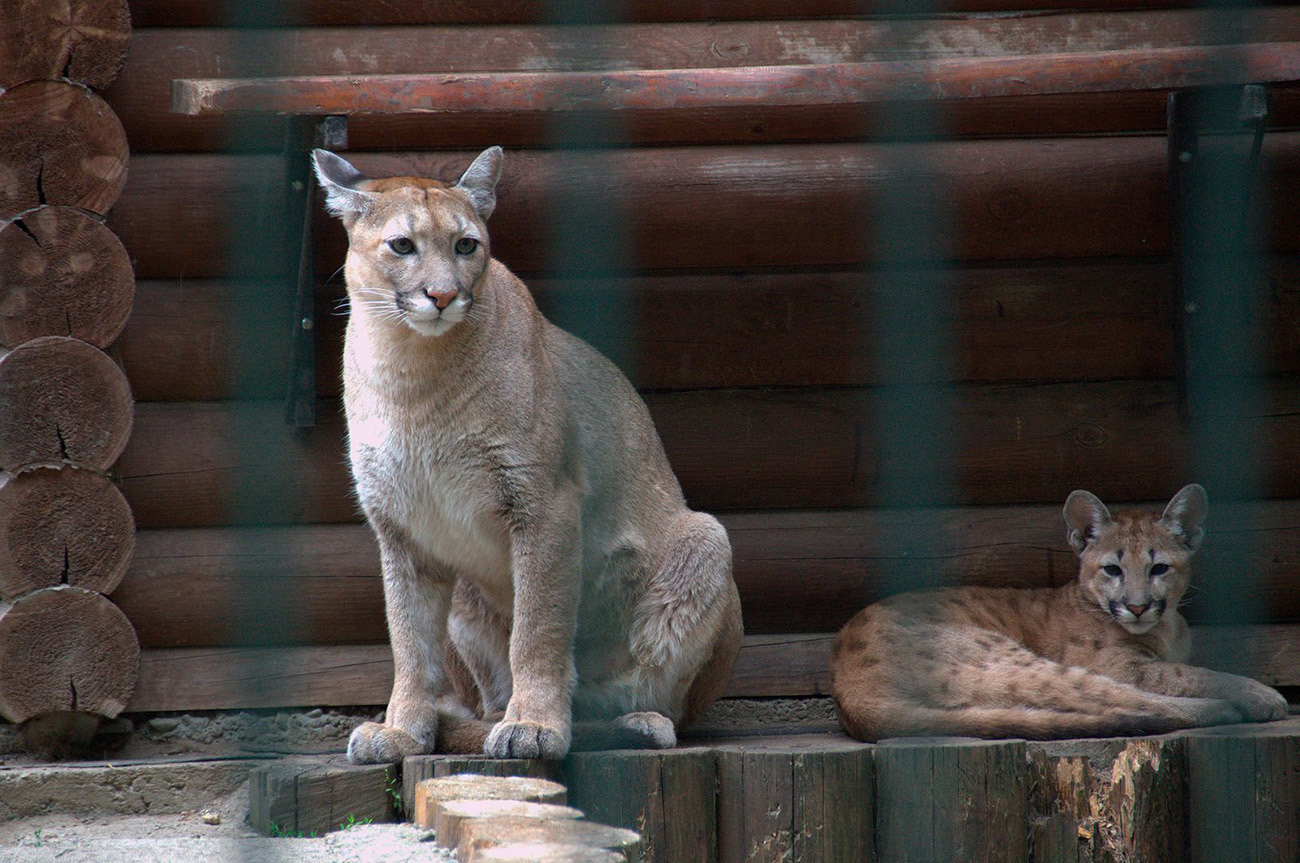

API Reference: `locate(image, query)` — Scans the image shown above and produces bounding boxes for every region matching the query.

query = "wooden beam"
[125,625,1300,712]
[173,44,1300,118]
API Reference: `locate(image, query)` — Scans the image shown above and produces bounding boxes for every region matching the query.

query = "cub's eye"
[1150,563,1170,576]
[1103,564,1124,578]
[388,237,416,255]
[454,237,479,255]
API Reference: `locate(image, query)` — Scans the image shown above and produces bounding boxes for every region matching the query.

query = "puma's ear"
[1064,490,1112,554]
[312,149,376,222]
[1160,483,1208,554]
[454,146,503,221]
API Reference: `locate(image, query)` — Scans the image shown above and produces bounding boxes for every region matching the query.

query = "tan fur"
[312,148,742,763]
[831,484,1288,740]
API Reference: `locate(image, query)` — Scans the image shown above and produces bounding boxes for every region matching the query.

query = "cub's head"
[1063,484,1207,635]
[312,147,503,337]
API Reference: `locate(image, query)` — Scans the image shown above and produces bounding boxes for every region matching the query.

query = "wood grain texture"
[0,206,135,350]
[1187,729,1300,863]
[0,336,133,472]
[435,800,584,849]
[0,585,139,723]
[0,0,131,91]
[107,136,1300,279]
[0,466,135,600]
[0,81,128,221]
[458,817,642,863]
[403,758,557,822]
[411,774,566,831]
[247,756,398,836]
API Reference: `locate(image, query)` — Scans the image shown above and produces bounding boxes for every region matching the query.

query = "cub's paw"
[484,719,570,760]
[1183,697,1243,729]
[613,712,676,750]
[347,721,425,764]
[1230,683,1290,723]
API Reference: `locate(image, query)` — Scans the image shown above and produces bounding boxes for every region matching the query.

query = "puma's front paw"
[1230,682,1290,723]
[347,721,427,764]
[613,712,677,749]
[484,719,570,760]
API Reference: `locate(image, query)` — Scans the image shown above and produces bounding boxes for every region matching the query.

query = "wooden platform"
[248,717,1300,862]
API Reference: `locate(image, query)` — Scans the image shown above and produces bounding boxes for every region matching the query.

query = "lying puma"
[831,484,1288,740]
[312,147,742,763]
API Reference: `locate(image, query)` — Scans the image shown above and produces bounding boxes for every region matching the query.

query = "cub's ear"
[312,149,375,222]
[1064,490,1112,554]
[1160,483,1208,553]
[454,146,503,221]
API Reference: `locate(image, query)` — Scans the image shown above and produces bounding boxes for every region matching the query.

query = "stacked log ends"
[0,0,131,91]
[0,206,134,348]
[0,335,133,472]
[0,80,129,220]
[0,586,139,723]
[0,467,135,599]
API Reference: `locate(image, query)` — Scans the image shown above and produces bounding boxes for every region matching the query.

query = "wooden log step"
[1,0,131,91]
[411,774,567,830]
[715,739,874,863]
[0,81,128,221]
[115,375,1300,527]
[0,206,135,350]
[404,759,557,823]
[471,845,625,863]
[0,466,135,600]
[107,9,1300,151]
[174,44,1300,119]
[247,755,399,836]
[561,749,717,863]
[435,800,585,849]
[123,0,1252,29]
[122,626,1300,713]
[107,137,1300,280]
[119,258,1300,401]
[111,497,1300,649]
[0,336,133,473]
[0,585,139,723]
[457,816,642,863]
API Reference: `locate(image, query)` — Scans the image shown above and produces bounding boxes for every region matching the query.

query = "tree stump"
[0,585,139,723]
[0,466,134,599]
[403,755,554,819]
[412,774,568,831]
[0,335,133,471]
[470,845,626,863]
[0,0,131,91]
[458,817,642,863]
[0,80,129,220]
[1188,728,1300,863]
[0,206,134,349]
[436,800,584,849]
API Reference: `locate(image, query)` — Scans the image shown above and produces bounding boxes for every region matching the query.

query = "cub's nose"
[1126,603,1151,618]
[426,288,458,309]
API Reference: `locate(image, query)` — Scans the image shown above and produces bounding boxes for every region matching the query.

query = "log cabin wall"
[93,0,1300,710]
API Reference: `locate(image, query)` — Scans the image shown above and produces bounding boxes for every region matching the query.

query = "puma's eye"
[1150,563,1170,576]
[388,237,415,255]
[1103,564,1124,578]
[454,237,479,255]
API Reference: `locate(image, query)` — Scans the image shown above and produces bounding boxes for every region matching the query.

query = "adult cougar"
[313,147,742,763]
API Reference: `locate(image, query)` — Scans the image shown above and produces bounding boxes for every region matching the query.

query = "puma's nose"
[426,288,458,309]
[1126,603,1150,618]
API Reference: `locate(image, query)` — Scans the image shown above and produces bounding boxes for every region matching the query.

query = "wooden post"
[562,748,718,863]
[0,206,135,349]
[874,738,1028,863]
[1188,728,1300,863]
[248,756,399,836]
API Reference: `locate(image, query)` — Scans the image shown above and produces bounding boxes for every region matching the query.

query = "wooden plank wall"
[100,0,1300,710]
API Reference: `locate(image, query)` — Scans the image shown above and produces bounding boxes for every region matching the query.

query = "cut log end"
[0,466,135,599]
[0,335,133,472]
[434,800,584,849]
[0,206,135,349]
[414,774,568,832]
[0,0,132,91]
[0,81,129,220]
[471,844,627,863]
[0,586,140,724]
[459,817,642,861]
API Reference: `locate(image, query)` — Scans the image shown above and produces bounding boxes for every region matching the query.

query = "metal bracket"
[1167,85,1268,424]
[284,114,348,427]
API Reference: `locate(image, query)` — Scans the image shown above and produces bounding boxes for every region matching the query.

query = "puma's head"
[312,147,503,337]
[1063,484,1207,635]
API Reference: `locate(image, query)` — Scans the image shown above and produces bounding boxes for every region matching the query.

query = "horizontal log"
[1,0,131,91]
[106,137,1300,280]
[123,0,1209,28]
[115,376,1300,527]
[114,500,1300,649]
[173,44,1300,118]
[124,625,1300,712]
[119,257,1300,401]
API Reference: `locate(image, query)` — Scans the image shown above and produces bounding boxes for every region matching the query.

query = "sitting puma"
[313,147,742,763]
[831,484,1288,740]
